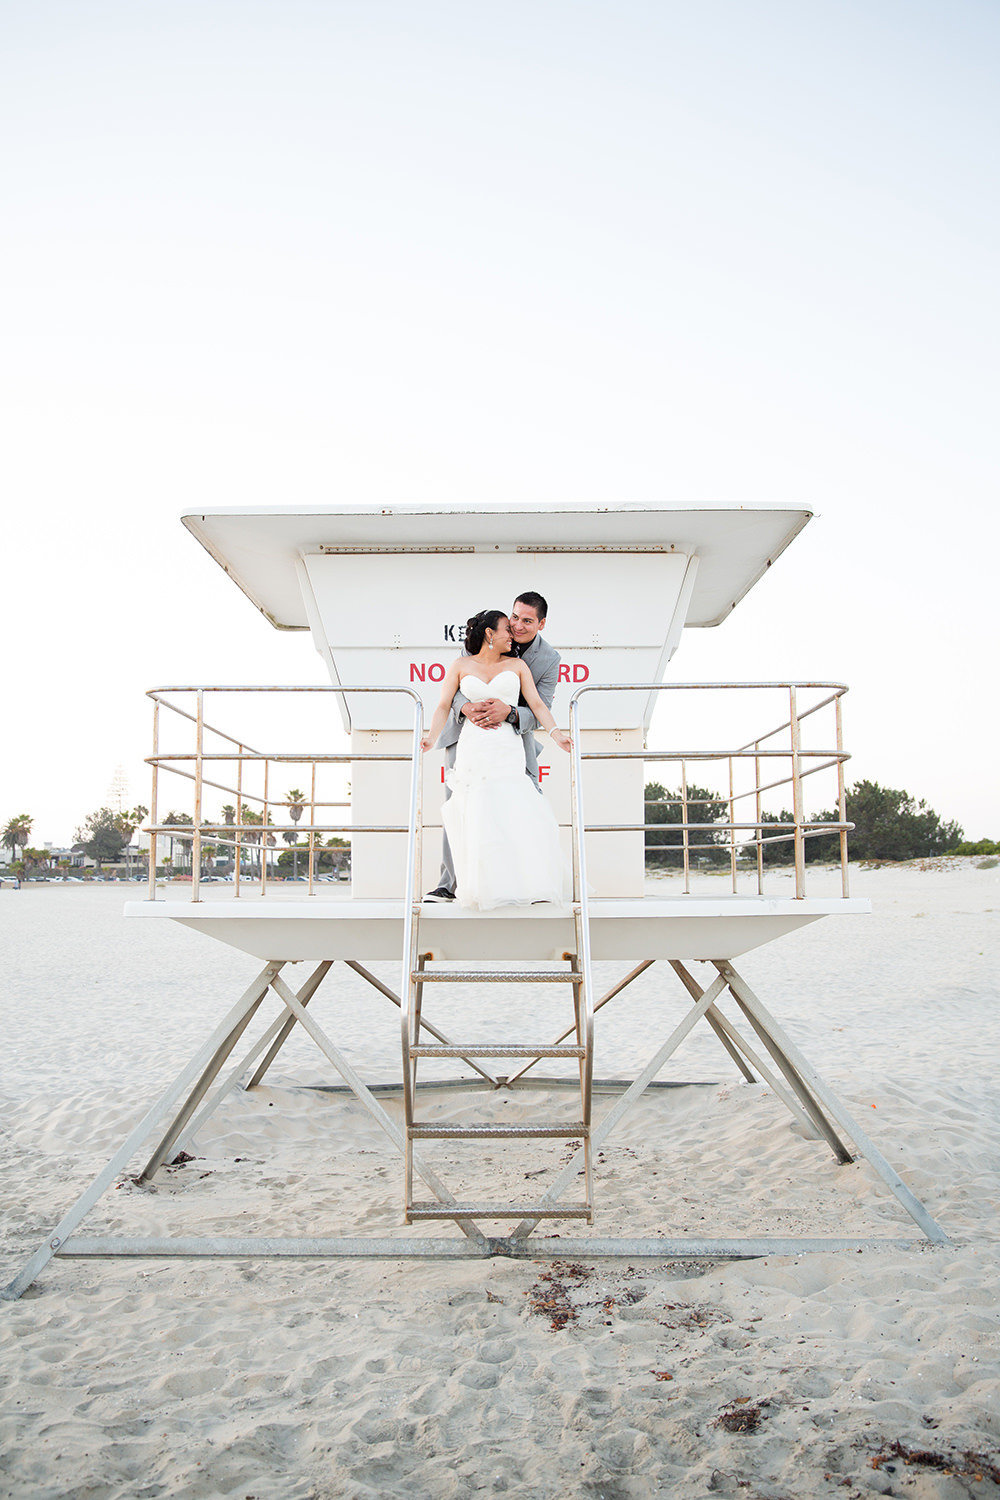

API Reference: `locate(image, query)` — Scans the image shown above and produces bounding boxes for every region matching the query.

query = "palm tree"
[241,808,263,877]
[116,805,148,841]
[218,804,237,874]
[285,787,306,880]
[281,826,299,877]
[21,847,50,879]
[2,814,32,865]
[163,811,193,872]
[115,805,148,879]
[318,836,351,878]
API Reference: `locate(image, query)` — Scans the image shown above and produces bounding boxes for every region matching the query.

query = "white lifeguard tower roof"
[181,503,811,632]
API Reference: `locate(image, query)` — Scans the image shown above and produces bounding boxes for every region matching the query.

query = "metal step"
[407,1202,592,1220]
[409,1043,586,1058]
[409,1121,587,1139]
[412,970,582,984]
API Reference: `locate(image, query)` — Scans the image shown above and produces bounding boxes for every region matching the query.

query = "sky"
[2,0,997,848]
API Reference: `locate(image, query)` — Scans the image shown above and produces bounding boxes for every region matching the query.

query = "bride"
[421,609,572,910]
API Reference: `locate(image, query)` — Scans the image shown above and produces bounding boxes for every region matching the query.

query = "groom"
[424,591,560,903]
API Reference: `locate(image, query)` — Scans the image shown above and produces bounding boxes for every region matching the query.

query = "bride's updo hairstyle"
[465,609,507,655]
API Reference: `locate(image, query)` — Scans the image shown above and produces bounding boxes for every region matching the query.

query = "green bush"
[643,778,963,867]
[644,782,731,867]
[805,781,962,864]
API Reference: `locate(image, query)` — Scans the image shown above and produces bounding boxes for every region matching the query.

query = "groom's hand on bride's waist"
[461,699,507,729]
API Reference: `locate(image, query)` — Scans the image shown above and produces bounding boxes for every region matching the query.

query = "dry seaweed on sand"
[659,1302,732,1331]
[714,1398,771,1434]
[869,1440,1000,1484]
[526,1261,591,1330]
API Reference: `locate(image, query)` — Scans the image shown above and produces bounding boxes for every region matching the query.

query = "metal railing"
[147,685,426,1076]
[145,679,853,909]
[145,683,425,901]
[568,681,853,901]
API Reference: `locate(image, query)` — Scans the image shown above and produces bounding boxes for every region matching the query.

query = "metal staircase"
[400,729,596,1225]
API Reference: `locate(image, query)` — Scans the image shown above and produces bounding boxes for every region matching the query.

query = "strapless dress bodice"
[459,670,520,710]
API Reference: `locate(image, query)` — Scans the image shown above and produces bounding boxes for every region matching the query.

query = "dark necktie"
[511,640,529,705]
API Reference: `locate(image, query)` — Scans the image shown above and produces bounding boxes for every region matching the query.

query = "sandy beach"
[2,861,999,1498]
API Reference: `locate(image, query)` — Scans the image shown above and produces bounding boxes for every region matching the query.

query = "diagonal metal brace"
[138,963,293,1183]
[268,974,488,1250]
[510,972,729,1241]
[669,960,824,1141]
[506,961,655,1087]
[344,960,499,1087]
[172,961,334,1156]
[244,961,333,1089]
[1,962,286,1303]
[715,960,949,1244]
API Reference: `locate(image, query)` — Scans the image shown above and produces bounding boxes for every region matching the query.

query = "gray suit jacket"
[437,633,561,785]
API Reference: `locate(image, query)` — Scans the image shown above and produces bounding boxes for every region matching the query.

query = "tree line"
[644,779,980,867]
[4,778,988,878]
[2,806,150,877]
[2,793,350,879]
[153,795,349,877]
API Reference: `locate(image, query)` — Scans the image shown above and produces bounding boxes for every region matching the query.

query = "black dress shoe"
[423,886,456,903]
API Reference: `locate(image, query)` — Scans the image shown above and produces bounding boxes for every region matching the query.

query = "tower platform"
[124,892,871,962]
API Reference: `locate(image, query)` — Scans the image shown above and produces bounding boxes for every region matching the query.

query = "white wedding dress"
[442,671,569,911]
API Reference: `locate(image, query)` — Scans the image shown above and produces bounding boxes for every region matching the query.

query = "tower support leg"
[267,974,487,1250]
[1,961,285,1303]
[715,960,948,1244]
[170,962,333,1159]
[506,956,946,1250]
[510,972,729,1240]
[670,961,823,1140]
[244,961,333,1089]
[138,963,292,1182]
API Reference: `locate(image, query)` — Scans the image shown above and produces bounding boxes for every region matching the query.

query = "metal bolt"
[50,1237,61,1249]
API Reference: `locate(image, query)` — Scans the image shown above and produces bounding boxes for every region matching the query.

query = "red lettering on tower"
[573,663,590,682]
[558,664,571,682]
[538,764,550,781]
[409,663,426,682]
[428,663,445,682]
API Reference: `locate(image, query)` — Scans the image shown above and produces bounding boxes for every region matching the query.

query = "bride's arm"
[515,663,571,752]
[421,660,464,751]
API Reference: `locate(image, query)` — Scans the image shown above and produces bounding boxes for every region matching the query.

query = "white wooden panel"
[302,551,690,648]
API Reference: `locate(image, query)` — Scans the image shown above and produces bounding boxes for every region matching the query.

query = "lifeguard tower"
[3,503,947,1301]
